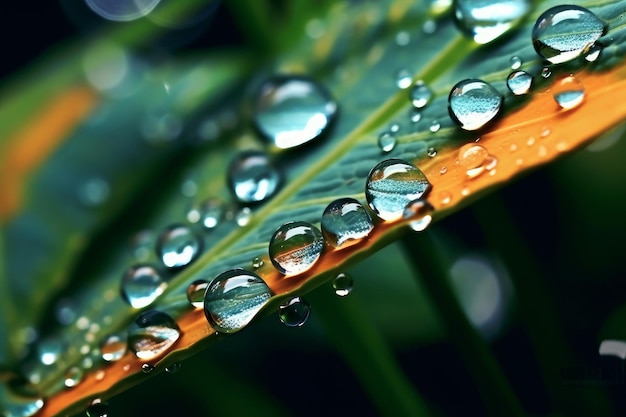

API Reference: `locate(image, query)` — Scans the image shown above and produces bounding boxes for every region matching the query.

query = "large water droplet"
[321,198,374,249]
[458,144,498,178]
[278,297,311,327]
[100,334,127,362]
[454,0,531,44]
[532,5,606,64]
[203,269,273,333]
[269,222,324,275]
[253,75,337,149]
[448,79,503,131]
[128,310,181,361]
[121,264,166,309]
[156,225,202,269]
[228,151,281,204]
[186,280,209,308]
[63,367,83,388]
[506,71,533,95]
[410,81,432,108]
[553,76,585,110]
[333,273,354,297]
[365,159,432,221]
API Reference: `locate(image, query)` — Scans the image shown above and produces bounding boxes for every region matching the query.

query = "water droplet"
[532,5,606,64]
[141,363,154,373]
[78,178,110,207]
[584,43,602,62]
[440,166,448,175]
[38,338,64,366]
[55,298,77,326]
[253,75,338,149]
[410,81,432,109]
[100,334,127,362]
[389,123,401,133]
[269,222,324,275]
[449,79,502,131]
[228,151,281,204]
[186,280,208,308]
[395,69,413,89]
[527,137,536,146]
[63,367,83,388]
[193,198,223,229]
[278,297,311,327]
[180,178,197,198]
[333,273,354,297]
[203,269,273,333]
[409,109,422,123]
[251,257,264,269]
[306,19,326,39]
[427,147,437,157]
[378,132,397,153]
[541,127,551,138]
[395,31,411,46]
[121,264,166,309]
[458,144,497,178]
[553,76,585,110]
[321,198,373,249]
[510,56,522,69]
[156,225,202,269]
[506,71,533,95]
[130,230,153,262]
[165,362,182,374]
[86,400,109,417]
[454,0,531,44]
[439,191,452,205]
[429,120,441,133]
[461,186,471,196]
[128,310,181,361]
[423,19,438,34]
[541,67,552,78]
[365,159,432,221]
[235,207,252,227]
[403,199,434,232]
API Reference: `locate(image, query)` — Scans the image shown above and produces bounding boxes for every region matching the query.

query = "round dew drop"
[532,5,606,64]
[333,273,354,297]
[269,222,325,275]
[100,334,127,362]
[378,132,397,153]
[86,400,109,417]
[403,199,434,232]
[120,264,166,309]
[253,75,338,149]
[64,367,83,388]
[365,159,432,221]
[410,81,432,109]
[553,76,585,110]
[321,198,373,249]
[128,310,181,361]
[204,269,273,333]
[156,224,202,269]
[448,79,503,131]
[395,68,413,89]
[278,297,311,327]
[506,71,532,95]
[186,279,209,308]
[454,0,531,44]
[227,150,281,204]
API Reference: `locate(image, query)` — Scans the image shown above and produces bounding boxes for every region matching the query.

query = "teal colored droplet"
[278,297,311,327]
[509,55,522,69]
[532,5,606,64]
[186,279,209,308]
[120,264,166,309]
[204,269,273,333]
[454,0,531,44]
[321,198,373,248]
[378,132,397,153]
[128,310,180,361]
[269,222,325,275]
[506,71,533,95]
[253,75,337,149]
[156,224,202,269]
[410,81,432,109]
[448,79,503,131]
[365,159,432,221]
[228,150,281,204]
[395,68,413,89]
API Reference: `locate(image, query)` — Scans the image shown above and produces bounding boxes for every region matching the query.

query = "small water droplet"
[141,363,154,373]
[458,144,497,178]
[454,0,531,44]
[156,224,202,269]
[228,151,281,204]
[439,166,448,175]
[165,362,182,374]
[403,199,434,232]
[306,18,325,39]
[186,280,209,308]
[584,43,602,62]
[38,338,64,366]
[395,69,413,89]
[180,178,197,198]
[439,191,452,205]
[78,178,110,207]
[378,132,397,153]
[100,334,127,362]
[253,75,338,149]
[409,109,422,123]
[429,120,441,133]
[204,269,273,333]
[541,127,551,138]
[130,230,153,262]
[527,137,536,146]
[128,310,181,361]
[510,56,522,69]
[278,297,311,327]
[389,123,400,133]
[509,143,518,152]
[251,257,264,269]
[538,145,548,157]
[121,264,166,309]
[448,79,503,131]
[365,159,432,221]
[395,31,411,46]
[553,76,585,110]
[321,198,373,249]
[194,198,223,229]
[333,273,354,297]
[63,367,83,388]
[532,5,606,64]
[410,81,432,109]
[506,71,533,95]
[541,67,552,78]
[141,113,182,144]
[55,298,77,326]
[427,147,437,157]
[423,19,438,34]
[235,207,252,226]
[516,158,524,166]
[95,370,105,381]
[86,400,109,417]
[461,186,471,196]
[269,222,324,275]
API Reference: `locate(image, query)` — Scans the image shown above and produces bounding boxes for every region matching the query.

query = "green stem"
[400,231,526,417]
[472,195,613,416]
[308,286,434,417]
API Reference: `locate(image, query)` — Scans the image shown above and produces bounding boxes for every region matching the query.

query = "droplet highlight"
[120,264,166,309]
[454,0,531,44]
[365,159,432,221]
[156,224,202,269]
[448,79,503,131]
[128,310,181,361]
[321,198,374,249]
[506,71,533,95]
[278,297,311,327]
[203,269,273,333]
[228,151,281,204]
[269,222,325,275]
